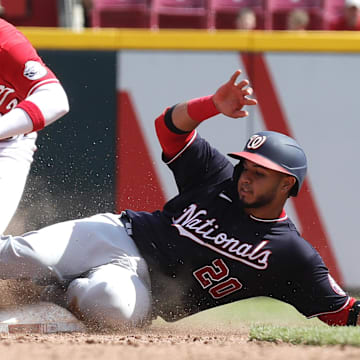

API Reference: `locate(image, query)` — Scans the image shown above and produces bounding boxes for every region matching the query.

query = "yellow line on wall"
[20,27,360,53]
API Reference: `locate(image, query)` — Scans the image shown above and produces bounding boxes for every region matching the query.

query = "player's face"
[237,160,290,209]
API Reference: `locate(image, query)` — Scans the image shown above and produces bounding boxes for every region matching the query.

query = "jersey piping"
[165,130,197,165]
[27,79,60,97]
[307,296,351,318]
[249,210,288,223]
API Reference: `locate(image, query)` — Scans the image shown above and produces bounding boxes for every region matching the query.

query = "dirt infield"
[1,325,360,360]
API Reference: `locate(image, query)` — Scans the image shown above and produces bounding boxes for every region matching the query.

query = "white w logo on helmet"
[247,135,267,150]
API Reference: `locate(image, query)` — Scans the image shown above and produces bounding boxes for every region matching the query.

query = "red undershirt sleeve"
[155,106,195,159]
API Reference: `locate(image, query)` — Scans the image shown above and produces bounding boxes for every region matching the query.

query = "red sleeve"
[155,108,195,159]
[318,297,356,326]
[0,40,58,99]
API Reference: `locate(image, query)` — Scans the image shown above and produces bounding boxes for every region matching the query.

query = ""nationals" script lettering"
[172,204,272,270]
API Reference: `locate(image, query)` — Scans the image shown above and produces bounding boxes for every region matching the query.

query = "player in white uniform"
[0,19,69,234]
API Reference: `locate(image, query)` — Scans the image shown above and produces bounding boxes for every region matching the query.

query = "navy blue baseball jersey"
[127,128,348,322]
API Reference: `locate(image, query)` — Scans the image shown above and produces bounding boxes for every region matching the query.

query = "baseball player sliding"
[0,19,69,234]
[0,69,358,329]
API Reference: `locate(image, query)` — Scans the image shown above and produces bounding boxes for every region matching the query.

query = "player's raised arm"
[155,69,257,158]
[171,69,257,132]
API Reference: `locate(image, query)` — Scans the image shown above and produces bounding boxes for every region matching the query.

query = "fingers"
[243,86,253,96]
[230,69,242,84]
[227,69,258,111]
[243,87,257,104]
[239,85,257,106]
[236,79,249,89]
[235,79,254,98]
[245,86,253,95]
[233,99,257,117]
[233,109,249,118]
[230,70,254,95]
[244,97,258,106]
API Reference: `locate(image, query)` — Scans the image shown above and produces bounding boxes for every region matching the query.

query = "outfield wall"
[12,29,360,288]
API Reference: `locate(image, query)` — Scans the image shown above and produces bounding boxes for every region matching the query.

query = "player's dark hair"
[232,161,243,183]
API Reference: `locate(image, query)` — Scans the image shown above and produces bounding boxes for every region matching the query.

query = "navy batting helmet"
[228,131,307,196]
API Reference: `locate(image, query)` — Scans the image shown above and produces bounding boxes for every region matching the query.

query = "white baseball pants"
[0,213,152,329]
[0,134,36,234]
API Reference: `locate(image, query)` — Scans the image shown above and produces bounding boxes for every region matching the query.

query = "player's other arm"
[155,69,257,158]
[0,82,69,140]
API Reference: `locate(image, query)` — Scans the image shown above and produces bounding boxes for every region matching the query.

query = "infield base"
[0,302,86,334]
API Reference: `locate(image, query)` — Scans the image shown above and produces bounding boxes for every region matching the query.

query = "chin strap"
[347,300,360,326]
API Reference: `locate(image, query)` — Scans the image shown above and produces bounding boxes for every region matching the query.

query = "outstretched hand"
[213,69,257,118]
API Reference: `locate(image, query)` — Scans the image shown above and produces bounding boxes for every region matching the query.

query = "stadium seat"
[208,0,266,29]
[1,0,58,27]
[1,0,28,18]
[266,0,325,30]
[322,0,345,29]
[91,0,151,28]
[150,0,209,29]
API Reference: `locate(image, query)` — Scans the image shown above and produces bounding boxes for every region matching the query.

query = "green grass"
[167,297,322,327]
[249,324,360,346]
[154,297,360,346]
